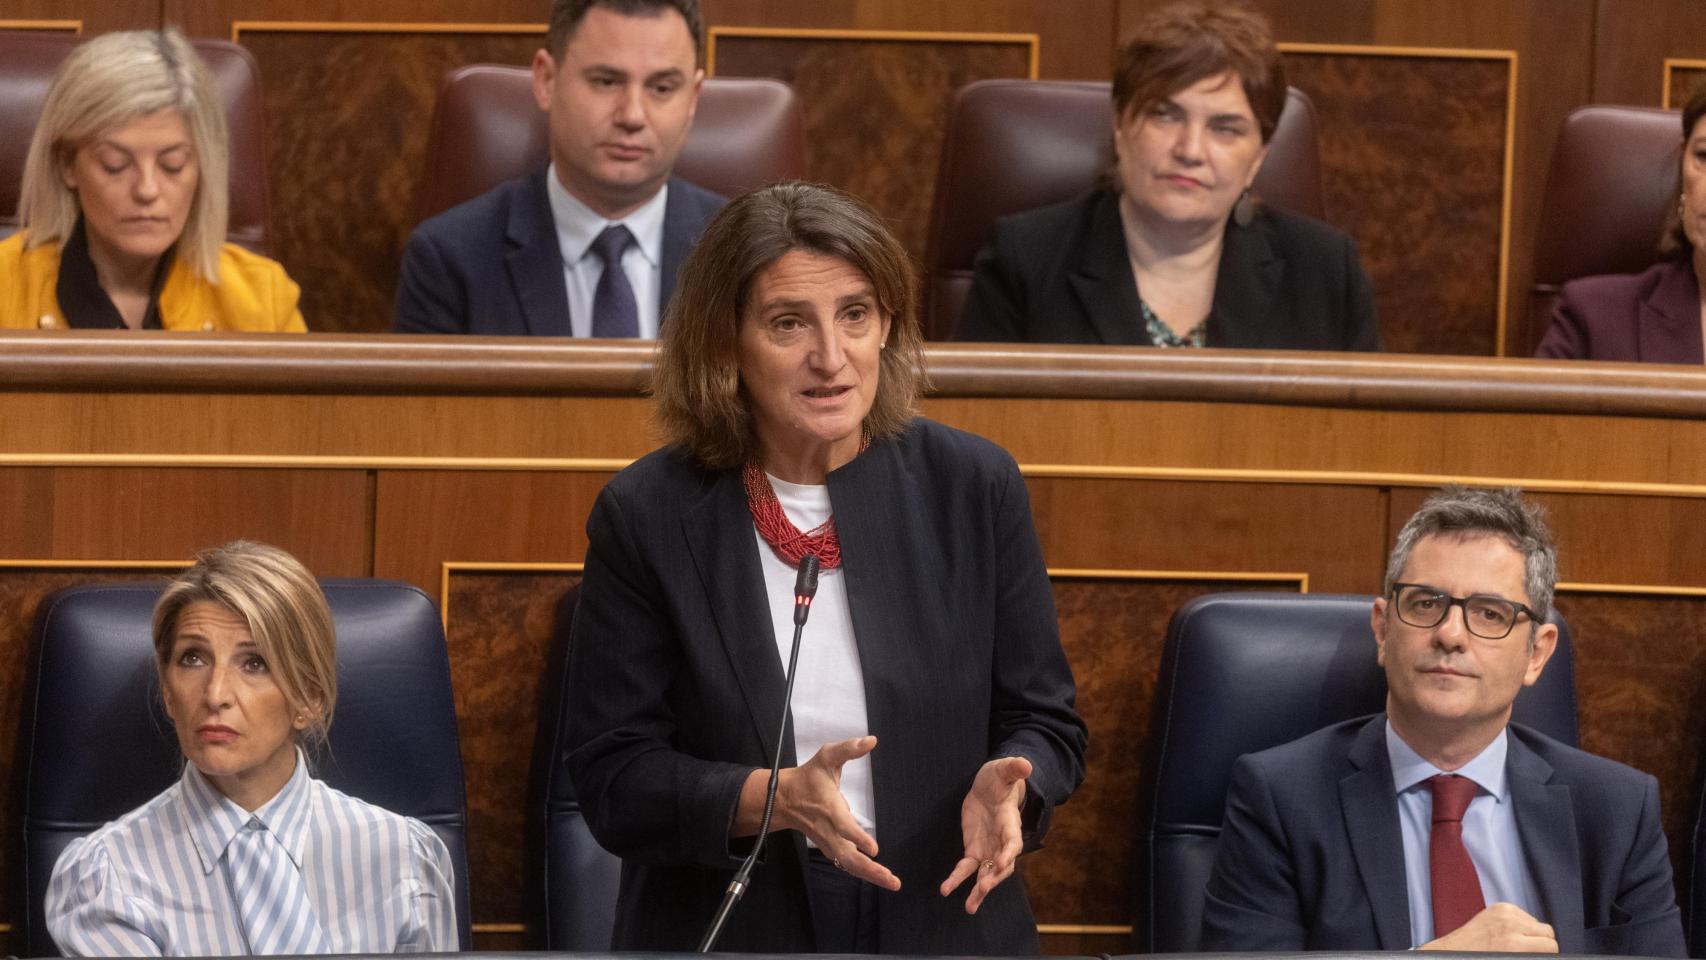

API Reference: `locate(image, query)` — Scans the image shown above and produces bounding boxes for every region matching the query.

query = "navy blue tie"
[589,224,639,338]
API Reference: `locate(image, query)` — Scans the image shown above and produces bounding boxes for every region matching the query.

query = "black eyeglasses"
[1389,582,1538,640]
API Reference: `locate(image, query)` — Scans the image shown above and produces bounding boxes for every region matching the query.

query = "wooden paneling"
[1283,50,1510,356]
[700,0,1118,81]
[0,0,151,32]
[1668,65,1706,109]
[1595,0,1706,108]
[0,467,371,571]
[443,568,582,924]
[1557,589,1706,912]
[237,28,543,332]
[711,31,1033,258]
[1029,575,1304,938]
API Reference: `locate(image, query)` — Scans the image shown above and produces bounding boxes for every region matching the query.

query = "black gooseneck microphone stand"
[697,553,821,952]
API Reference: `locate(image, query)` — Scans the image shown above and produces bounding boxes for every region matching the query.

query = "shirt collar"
[179,749,316,874]
[56,216,173,330]
[544,161,667,269]
[1385,718,1510,802]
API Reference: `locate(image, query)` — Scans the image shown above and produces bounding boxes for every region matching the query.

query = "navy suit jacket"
[392,170,724,335]
[1201,715,1685,957]
[562,418,1087,953]
[1536,257,1704,363]
[955,189,1379,350]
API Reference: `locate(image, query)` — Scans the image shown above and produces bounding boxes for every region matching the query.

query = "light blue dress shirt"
[46,753,457,956]
[545,162,667,339]
[1386,721,1541,947]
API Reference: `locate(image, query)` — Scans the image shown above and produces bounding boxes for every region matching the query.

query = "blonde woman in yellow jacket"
[4,28,305,332]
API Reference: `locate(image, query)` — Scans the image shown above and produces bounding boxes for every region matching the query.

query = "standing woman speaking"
[564,181,1087,953]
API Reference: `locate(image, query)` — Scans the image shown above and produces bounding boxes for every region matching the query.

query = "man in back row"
[393,0,723,337]
[1203,486,1685,956]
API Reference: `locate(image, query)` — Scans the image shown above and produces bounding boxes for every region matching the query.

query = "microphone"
[698,554,822,952]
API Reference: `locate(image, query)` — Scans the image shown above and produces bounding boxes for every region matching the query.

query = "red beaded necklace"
[742,437,868,570]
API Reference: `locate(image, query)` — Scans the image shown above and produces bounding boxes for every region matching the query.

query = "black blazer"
[391,170,724,335]
[1536,257,1705,363]
[956,189,1379,350]
[1201,715,1685,957]
[563,418,1087,953]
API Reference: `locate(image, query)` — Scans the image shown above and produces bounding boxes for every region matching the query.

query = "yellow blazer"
[0,231,307,332]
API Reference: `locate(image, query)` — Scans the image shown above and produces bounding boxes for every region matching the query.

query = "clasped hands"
[737,736,1031,914]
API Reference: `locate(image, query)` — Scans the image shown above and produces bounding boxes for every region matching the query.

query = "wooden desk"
[5,333,1706,952]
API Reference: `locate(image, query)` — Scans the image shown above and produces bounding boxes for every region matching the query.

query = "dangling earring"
[1233,188,1256,228]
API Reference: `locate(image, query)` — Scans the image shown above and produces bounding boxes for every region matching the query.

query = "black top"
[564,418,1087,954]
[956,189,1380,350]
[55,218,173,330]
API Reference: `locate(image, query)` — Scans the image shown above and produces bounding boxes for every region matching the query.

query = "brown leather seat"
[1530,105,1682,339]
[922,79,1325,339]
[413,66,804,224]
[0,30,273,253]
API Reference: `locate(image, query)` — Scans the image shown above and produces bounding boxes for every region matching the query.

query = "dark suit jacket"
[563,418,1087,953]
[1201,714,1685,957]
[1536,257,1704,363]
[391,170,724,335]
[956,189,1379,349]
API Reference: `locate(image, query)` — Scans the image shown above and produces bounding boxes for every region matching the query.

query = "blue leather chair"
[18,579,472,955]
[1134,592,1579,953]
[526,582,622,949]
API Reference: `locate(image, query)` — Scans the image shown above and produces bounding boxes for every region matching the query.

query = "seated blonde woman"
[46,542,455,955]
[2,29,305,331]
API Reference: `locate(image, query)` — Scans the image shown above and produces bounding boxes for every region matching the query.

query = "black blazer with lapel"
[563,418,1088,953]
[956,189,1379,350]
[391,169,725,335]
[1536,257,1705,363]
[1201,714,1685,957]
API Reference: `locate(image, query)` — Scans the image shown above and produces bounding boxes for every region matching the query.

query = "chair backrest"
[18,580,471,955]
[922,79,1325,339]
[414,67,804,224]
[0,30,273,252]
[1134,592,1579,953]
[526,583,622,949]
[1531,105,1682,335]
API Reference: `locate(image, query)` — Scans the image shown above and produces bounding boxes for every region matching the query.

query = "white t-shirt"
[751,472,877,839]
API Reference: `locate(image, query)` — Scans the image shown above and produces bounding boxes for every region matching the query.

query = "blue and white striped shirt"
[46,754,457,956]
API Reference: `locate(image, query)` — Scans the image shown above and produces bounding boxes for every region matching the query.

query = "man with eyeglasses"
[1201,486,1684,956]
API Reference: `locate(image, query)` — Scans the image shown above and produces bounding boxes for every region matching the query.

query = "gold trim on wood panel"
[1663,58,1706,107]
[1018,463,1706,500]
[1558,581,1706,598]
[0,453,633,471]
[706,26,1040,80]
[471,922,526,934]
[1036,923,1132,935]
[0,19,80,31]
[230,21,545,42]
[1049,567,1309,592]
[0,559,185,570]
[439,561,586,631]
[1277,42,1519,357]
[19,454,1706,502]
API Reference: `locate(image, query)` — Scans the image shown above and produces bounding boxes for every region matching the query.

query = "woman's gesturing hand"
[938,755,1030,914]
[739,735,901,891]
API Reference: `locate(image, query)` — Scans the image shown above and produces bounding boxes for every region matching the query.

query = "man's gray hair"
[1383,485,1558,622]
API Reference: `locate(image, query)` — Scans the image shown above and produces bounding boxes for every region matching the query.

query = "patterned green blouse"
[1142,298,1206,348]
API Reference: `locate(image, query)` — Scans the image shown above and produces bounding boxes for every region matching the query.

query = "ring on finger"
[832,857,842,869]
[980,859,995,871]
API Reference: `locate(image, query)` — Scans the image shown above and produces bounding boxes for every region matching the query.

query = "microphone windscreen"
[795,554,821,599]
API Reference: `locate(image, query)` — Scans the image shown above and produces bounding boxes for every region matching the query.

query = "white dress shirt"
[753,473,878,840]
[47,753,458,956]
[1386,721,1541,946]
[545,162,667,338]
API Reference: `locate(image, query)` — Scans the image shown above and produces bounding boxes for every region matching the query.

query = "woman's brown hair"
[651,181,928,469]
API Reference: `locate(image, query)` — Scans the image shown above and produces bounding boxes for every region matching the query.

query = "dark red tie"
[1428,774,1485,937]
